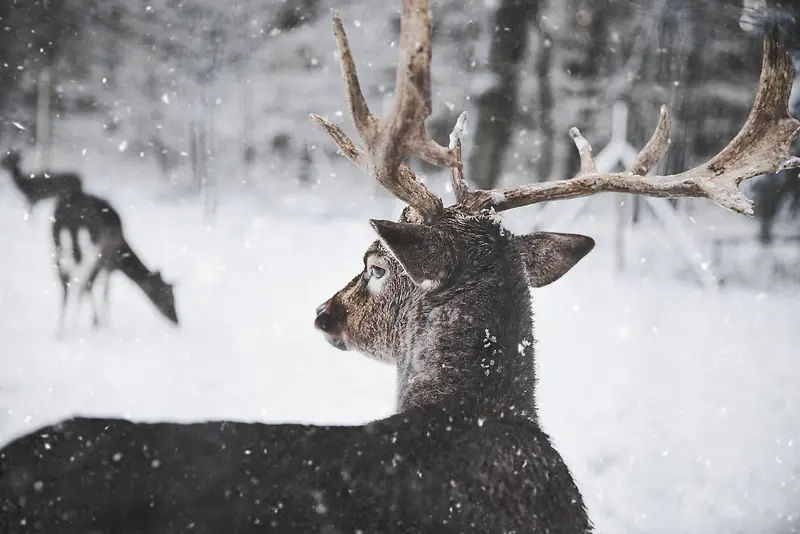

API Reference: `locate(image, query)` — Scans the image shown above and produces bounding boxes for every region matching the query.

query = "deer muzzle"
[314,299,347,351]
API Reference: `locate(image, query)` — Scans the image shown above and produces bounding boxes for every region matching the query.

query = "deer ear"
[369,219,454,288]
[515,232,595,288]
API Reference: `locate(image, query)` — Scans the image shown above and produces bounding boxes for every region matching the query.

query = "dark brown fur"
[0,401,588,534]
[52,189,178,332]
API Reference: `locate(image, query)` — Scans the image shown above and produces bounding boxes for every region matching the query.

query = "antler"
[310,0,461,223]
[457,29,800,217]
[448,111,470,202]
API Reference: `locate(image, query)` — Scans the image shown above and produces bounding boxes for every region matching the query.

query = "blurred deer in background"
[1,1,798,532]
[0,149,82,218]
[52,189,179,335]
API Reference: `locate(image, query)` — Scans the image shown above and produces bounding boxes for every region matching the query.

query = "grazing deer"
[1,2,799,532]
[52,189,179,334]
[0,149,83,217]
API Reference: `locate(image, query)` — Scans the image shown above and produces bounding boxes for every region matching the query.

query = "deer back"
[0,402,590,533]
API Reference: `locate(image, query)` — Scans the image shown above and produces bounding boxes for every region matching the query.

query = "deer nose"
[314,301,334,332]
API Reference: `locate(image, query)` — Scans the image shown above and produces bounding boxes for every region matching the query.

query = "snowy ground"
[0,153,799,534]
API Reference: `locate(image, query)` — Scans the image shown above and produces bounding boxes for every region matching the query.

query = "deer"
[1,0,799,531]
[52,188,179,335]
[0,149,83,218]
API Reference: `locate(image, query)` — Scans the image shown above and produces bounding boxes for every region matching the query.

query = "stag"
[1,1,799,533]
[308,0,800,413]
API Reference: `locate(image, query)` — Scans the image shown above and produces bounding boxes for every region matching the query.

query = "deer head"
[315,205,594,415]
[139,270,179,325]
[312,0,800,415]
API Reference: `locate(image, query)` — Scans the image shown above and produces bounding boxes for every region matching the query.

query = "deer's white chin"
[324,333,348,351]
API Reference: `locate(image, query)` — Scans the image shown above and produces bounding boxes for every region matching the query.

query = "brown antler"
[311,1,461,223]
[448,111,470,203]
[457,29,800,217]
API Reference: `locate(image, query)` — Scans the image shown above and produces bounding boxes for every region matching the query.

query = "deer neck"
[4,163,26,187]
[118,243,154,286]
[393,264,537,421]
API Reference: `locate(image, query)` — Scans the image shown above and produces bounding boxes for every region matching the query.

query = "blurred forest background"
[1,4,799,532]
[0,0,798,285]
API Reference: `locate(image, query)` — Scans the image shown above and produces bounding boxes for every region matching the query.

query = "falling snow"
[0,1,797,533]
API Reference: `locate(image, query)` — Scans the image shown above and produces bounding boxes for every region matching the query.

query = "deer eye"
[369,265,386,279]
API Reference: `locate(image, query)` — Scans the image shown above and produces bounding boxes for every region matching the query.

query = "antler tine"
[331,11,375,141]
[459,29,800,216]
[391,0,433,139]
[310,113,441,212]
[568,127,599,175]
[448,112,470,202]
[630,105,671,176]
[310,114,369,173]
[385,0,461,169]
[311,0,465,224]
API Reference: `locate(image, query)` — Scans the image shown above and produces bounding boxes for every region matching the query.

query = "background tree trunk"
[468,0,538,190]
[642,0,698,216]
[543,0,612,183]
[530,14,555,182]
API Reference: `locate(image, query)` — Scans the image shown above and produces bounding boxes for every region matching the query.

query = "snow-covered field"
[0,152,799,534]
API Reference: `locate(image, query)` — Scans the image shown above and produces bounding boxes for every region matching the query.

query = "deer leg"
[55,228,77,338]
[57,287,78,339]
[62,228,100,332]
[89,269,110,329]
[88,278,100,329]
[67,281,87,332]
[56,279,84,334]
[86,267,100,329]
[55,276,69,339]
[102,272,111,327]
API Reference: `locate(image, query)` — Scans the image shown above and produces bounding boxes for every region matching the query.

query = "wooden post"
[298,144,313,186]
[189,119,200,194]
[202,86,217,221]
[35,67,53,169]
[238,74,254,186]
